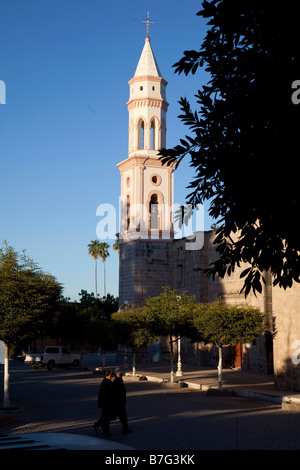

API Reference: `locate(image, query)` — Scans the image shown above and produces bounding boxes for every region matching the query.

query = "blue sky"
[0,0,215,301]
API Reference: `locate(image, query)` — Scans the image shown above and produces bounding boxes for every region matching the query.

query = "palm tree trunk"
[95,259,98,298]
[103,260,106,297]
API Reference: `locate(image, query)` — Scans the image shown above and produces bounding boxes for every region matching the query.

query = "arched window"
[137,119,145,149]
[149,193,159,229]
[150,120,156,149]
[126,195,130,230]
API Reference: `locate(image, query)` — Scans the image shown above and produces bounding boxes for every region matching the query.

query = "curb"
[126,371,300,410]
[207,389,234,397]
[233,389,282,404]
[233,390,300,409]
[161,381,186,388]
[282,395,300,411]
[142,375,163,383]
[184,381,210,391]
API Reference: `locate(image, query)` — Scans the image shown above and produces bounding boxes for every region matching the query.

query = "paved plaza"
[1,358,300,451]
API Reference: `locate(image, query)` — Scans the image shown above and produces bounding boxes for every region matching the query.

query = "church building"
[117,19,300,391]
[117,21,176,306]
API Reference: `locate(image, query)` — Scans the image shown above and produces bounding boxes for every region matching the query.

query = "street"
[1,360,300,451]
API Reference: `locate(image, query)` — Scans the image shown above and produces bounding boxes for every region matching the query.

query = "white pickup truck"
[25,346,81,370]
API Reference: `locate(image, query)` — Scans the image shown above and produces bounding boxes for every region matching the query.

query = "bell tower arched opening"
[150,119,156,150]
[149,193,159,229]
[137,118,145,149]
[126,194,131,230]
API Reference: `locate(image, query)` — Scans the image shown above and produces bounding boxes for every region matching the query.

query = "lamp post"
[176,335,182,377]
[175,295,183,377]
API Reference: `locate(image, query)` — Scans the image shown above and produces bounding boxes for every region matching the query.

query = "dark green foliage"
[54,290,119,348]
[159,1,300,295]
[112,307,158,351]
[78,290,119,320]
[0,242,62,345]
[143,286,197,340]
[191,300,265,347]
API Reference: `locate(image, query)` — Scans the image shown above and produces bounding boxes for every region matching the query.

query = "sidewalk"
[120,361,300,409]
[1,359,300,450]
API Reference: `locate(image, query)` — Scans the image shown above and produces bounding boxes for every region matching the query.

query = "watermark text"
[292,340,300,364]
[0,80,6,104]
[96,199,204,251]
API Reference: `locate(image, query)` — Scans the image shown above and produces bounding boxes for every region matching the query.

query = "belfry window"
[126,195,130,230]
[138,119,145,149]
[149,193,159,229]
[150,120,156,149]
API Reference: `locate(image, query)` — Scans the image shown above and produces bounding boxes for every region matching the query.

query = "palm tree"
[99,242,110,297]
[87,240,102,298]
[113,238,120,255]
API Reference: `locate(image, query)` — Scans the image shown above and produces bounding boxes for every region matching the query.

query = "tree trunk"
[103,261,106,297]
[132,351,136,377]
[264,268,274,374]
[95,259,98,298]
[169,335,174,383]
[217,346,223,390]
[4,344,11,409]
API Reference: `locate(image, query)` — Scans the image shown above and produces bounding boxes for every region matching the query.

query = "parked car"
[25,346,81,370]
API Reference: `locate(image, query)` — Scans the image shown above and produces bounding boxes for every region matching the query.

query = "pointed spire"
[134,36,161,78]
[134,12,161,78]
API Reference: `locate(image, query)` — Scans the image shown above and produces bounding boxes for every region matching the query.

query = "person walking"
[93,369,114,436]
[112,367,132,433]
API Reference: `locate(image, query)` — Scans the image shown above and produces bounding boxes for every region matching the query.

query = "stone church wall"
[119,237,173,306]
[272,283,300,391]
[118,231,300,390]
[170,231,269,372]
[175,232,300,389]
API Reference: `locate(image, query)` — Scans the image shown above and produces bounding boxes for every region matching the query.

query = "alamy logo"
[291,80,300,105]
[291,340,300,364]
[0,80,6,104]
[95,199,205,251]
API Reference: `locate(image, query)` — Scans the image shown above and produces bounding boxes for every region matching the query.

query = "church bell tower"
[117,14,175,240]
[117,14,175,306]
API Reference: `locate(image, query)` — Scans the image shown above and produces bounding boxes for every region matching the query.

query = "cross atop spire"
[141,11,154,38]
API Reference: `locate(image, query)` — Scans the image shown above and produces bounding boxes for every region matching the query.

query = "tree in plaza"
[53,290,119,362]
[0,241,62,345]
[86,317,116,368]
[53,302,87,350]
[78,289,118,321]
[112,307,158,376]
[113,238,120,255]
[159,0,300,296]
[98,293,119,320]
[142,287,197,382]
[88,242,111,298]
[98,242,110,297]
[88,240,107,298]
[0,241,62,408]
[79,290,118,364]
[191,301,265,389]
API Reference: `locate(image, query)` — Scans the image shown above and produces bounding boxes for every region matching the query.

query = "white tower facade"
[117,33,175,240]
[127,36,167,156]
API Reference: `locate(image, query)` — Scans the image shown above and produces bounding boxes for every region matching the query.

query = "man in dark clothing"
[93,369,114,436]
[112,368,132,433]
